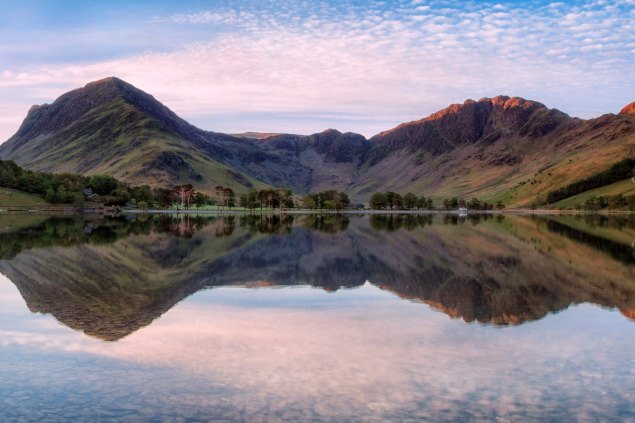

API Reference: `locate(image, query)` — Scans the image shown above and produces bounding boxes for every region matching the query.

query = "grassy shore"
[0,187,49,207]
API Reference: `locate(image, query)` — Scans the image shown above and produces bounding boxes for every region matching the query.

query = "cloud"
[0,0,633,141]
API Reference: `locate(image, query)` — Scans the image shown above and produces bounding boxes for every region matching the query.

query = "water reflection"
[0,213,633,342]
[1,213,635,422]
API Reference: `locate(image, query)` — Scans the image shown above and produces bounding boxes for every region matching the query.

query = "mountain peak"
[372,95,565,153]
[483,95,546,110]
[2,77,207,152]
[79,76,151,101]
[7,77,148,142]
[619,101,635,115]
[321,128,341,135]
[416,96,547,124]
[87,76,124,85]
[83,76,138,93]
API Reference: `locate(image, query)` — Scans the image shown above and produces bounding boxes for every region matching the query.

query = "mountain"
[348,96,635,205]
[620,102,635,115]
[1,78,633,206]
[0,77,272,192]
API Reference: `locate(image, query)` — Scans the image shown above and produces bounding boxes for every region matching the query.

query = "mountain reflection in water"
[0,213,633,341]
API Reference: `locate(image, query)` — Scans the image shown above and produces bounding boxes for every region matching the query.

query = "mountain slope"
[0,78,275,192]
[256,129,371,192]
[349,96,635,206]
[1,78,633,205]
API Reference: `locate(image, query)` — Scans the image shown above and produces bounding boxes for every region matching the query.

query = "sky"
[0,0,634,141]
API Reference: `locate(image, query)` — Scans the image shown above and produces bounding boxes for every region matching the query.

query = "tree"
[133,185,154,205]
[194,192,207,209]
[334,192,350,210]
[383,192,403,210]
[246,189,259,210]
[72,193,85,208]
[370,192,387,209]
[496,201,505,210]
[0,170,17,188]
[173,185,195,209]
[215,185,225,209]
[57,185,72,203]
[265,189,279,209]
[89,175,119,196]
[415,195,427,210]
[385,192,396,210]
[223,188,235,210]
[155,188,174,209]
[403,192,417,209]
[278,188,287,211]
[467,197,480,210]
[308,193,321,209]
[283,189,294,209]
[45,187,57,204]
[239,193,249,209]
[302,196,316,210]
[239,191,259,210]
[105,188,130,206]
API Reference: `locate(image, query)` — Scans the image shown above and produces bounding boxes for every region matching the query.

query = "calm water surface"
[0,213,634,422]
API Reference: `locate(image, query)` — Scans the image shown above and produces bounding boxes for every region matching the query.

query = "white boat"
[458,207,468,214]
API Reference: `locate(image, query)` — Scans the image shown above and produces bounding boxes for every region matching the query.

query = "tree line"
[2,159,510,211]
[0,159,214,209]
[1,159,90,206]
[440,197,503,211]
[545,158,635,204]
[369,191,504,211]
[369,192,433,210]
[237,188,294,211]
[577,194,635,211]
[302,190,351,210]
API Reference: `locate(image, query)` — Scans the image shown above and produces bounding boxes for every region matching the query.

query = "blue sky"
[1,0,634,140]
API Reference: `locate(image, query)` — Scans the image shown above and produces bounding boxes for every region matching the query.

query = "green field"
[549,179,635,209]
[0,187,49,207]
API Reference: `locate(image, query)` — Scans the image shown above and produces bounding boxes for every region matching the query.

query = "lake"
[0,213,634,422]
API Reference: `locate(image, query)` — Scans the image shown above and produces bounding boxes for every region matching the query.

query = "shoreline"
[122,208,635,216]
[1,207,633,216]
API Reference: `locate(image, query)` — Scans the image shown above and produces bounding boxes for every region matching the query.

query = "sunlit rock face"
[619,101,635,115]
[621,308,635,321]
[369,96,570,153]
[0,213,633,341]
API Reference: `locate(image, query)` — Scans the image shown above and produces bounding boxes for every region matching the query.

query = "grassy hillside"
[0,187,48,207]
[1,92,270,196]
[350,114,635,206]
[549,179,635,209]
